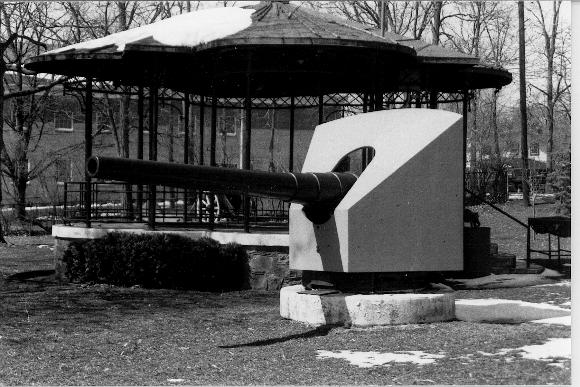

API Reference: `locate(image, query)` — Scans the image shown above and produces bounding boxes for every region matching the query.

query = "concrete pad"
[455,298,571,323]
[280,285,455,327]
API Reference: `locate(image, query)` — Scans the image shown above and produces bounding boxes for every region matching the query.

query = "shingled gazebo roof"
[25,2,415,97]
[25,1,511,96]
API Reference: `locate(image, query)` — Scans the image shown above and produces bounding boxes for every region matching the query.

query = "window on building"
[530,143,540,156]
[54,111,74,132]
[219,116,238,137]
[55,158,71,184]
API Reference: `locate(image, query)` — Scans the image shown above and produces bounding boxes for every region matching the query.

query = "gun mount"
[86,156,358,224]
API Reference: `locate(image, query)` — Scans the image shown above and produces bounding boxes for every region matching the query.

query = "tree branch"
[4,77,68,99]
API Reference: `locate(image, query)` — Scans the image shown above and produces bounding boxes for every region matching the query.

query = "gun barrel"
[86,156,357,204]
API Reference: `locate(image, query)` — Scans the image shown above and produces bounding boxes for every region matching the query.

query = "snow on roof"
[46,7,255,55]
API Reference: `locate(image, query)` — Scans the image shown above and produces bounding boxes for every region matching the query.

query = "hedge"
[62,232,250,291]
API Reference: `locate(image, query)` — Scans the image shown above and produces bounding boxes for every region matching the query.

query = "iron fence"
[63,181,290,230]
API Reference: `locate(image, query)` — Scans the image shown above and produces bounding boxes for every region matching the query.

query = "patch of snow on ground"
[47,7,255,54]
[530,315,571,326]
[477,338,571,364]
[448,273,555,289]
[316,350,445,368]
[456,299,568,311]
[533,280,571,288]
[455,298,570,323]
[559,301,571,307]
[516,338,571,362]
[540,268,565,278]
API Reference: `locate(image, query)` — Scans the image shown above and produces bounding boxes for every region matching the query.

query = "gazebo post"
[209,95,217,229]
[289,95,295,172]
[147,84,158,229]
[197,95,205,223]
[198,95,205,165]
[84,77,93,227]
[183,92,190,223]
[362,93,368,171]
[366,93,375,167]
[136,85,144,222]
[462,90,469,207]
[318,95,324,125]
[184,93,190,165]
[242,55,253,233]
[429,91,438,109]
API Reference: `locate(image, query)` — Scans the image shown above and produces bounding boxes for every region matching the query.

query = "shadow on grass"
[0,278,279,333]
[219,325,333,348]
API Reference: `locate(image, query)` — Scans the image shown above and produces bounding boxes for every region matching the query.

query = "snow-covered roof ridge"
[45,7,255,55]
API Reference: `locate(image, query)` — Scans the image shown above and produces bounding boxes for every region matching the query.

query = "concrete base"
[280,285,455,327]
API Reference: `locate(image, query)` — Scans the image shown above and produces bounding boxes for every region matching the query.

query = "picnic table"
[527,216,571,268]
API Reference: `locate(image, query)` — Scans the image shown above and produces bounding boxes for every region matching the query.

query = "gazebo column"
[462,90,469,205]
[136,85,144,222]
[375,92,383,111]
[84,77,93,227]
[183,93,190,223]
[429,91,438,109]
[366,93,376,167]
[209,95,217,229]
[183,93,190,165]
[197,95,205,223]
[361,93,368,171]
[242,96,252,232]
[288,96,295,172]
[147,85,158,229]
[198,96,205,165]
[318,95,324,125]
[415,91,422,108]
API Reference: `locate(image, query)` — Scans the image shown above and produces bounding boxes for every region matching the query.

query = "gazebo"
[25,1,511,236]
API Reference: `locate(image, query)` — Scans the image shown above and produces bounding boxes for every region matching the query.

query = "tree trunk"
[491,90,501,163]
[14,174,27,220]
[518,1,530,206]
[13,86,29,221]
[0,62,6,243]
[431,1,442,44]
[546,48,554,171]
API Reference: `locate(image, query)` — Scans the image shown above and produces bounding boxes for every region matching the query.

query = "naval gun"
[87,109,465,279]
[86,156,358,224]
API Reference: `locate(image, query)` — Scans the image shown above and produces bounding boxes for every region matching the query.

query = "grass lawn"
[0,235,54,275]
[0,278,571,385]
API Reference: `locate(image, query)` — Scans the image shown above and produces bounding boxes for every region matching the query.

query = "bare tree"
[0,2,72,239]
[518,1,530,206]
[440,2,502,169]
[310,1,439,40]
[527,0,567,171]
[483,2,517,163]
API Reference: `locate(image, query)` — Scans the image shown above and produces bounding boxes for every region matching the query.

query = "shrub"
[62,232,250,291]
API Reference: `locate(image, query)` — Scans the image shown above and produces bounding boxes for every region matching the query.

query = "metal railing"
[64,181,290,230]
